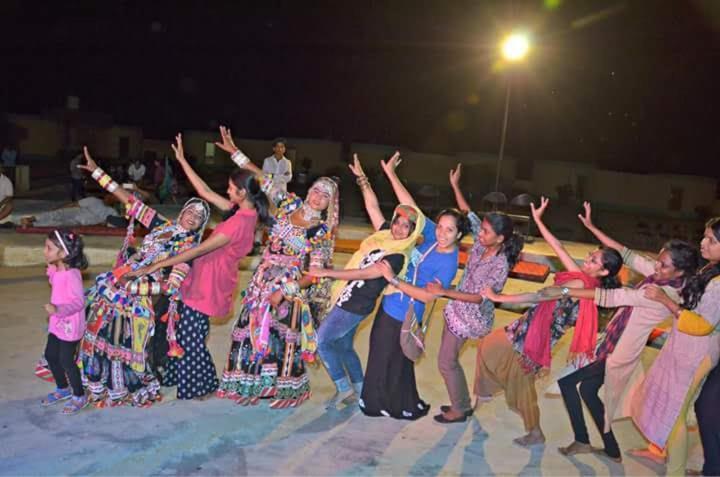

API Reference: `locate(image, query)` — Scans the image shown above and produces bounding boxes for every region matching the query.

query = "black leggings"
[45,334,83,397]
[558,359,621,458]
[695,363,720,476]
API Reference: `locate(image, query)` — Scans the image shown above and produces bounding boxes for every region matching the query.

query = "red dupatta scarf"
[522,271,600,370]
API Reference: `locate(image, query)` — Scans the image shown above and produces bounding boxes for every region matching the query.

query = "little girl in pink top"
[40,229,88,414]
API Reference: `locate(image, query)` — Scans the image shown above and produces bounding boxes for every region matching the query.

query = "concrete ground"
[0,241,707,476]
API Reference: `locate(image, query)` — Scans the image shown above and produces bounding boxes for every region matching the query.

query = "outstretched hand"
[577,201,594,229]
[449,163,462,188]
[124,265,157,280]
[215,126,239,155]
[530,196,550,223]
[307,267,328,278]
[77,146,98,173]
[643,284,670,304]
[171,133,187,162]
[425,279,444,297]
[348,153,365,178]
[480,287,499,301]
[380,151,402,176]
[378,260,396,281]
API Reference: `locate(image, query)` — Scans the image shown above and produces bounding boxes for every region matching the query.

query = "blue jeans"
[317,306,365,385]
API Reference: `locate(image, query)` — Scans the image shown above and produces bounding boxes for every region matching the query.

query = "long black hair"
[682,217,720,310]
[598,246,623,289]
[484,212,524,269]
[662,239,700,284]
[229,168,272,225]
[48,229,88,270]
[435,208,472,242]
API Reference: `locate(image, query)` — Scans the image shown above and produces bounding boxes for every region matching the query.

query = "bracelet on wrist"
[389,276,400,287]
[230,149,250,167]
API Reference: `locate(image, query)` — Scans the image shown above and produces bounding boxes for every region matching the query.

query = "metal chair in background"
[481,191,507,212]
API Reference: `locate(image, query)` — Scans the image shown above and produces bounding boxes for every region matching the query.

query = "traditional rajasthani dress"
[359,216,459,420]
[476,272,599,431]
[217,179,337,408]
[630,276,720,476]
[80,198,209,406]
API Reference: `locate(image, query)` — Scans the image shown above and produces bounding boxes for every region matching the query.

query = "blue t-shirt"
[381,218,459,322]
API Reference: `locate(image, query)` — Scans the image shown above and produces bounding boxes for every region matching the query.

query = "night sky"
[1,0,719,177]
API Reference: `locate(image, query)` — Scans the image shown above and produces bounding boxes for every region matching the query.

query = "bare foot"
[685,469,703,476]
[513,429,546,447]
[627,447,666,465]
[558,441,594,456]
[324,388,355,410]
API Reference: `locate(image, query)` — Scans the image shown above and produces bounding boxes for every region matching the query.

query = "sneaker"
[41,388,72,406]
[62,395,89,415]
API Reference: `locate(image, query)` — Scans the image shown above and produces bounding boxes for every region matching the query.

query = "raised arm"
[349,154,385,230]
[78,147,133,205]
[380,151,418,209]
[215,126,263,177]
[577,202,625,252]
[172,133,232,211]
[532,196,581,273]
[449,164,471,212]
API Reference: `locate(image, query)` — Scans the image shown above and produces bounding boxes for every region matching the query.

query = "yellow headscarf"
[329,204,426,307]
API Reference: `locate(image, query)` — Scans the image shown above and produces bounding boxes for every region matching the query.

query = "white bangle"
[107,182,118,192]
[91,168,104,180]
[230,150,249,167]
[390,276,400,287]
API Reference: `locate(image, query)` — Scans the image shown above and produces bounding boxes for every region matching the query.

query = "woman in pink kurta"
[634,218,720,476]
[131,133,270,400]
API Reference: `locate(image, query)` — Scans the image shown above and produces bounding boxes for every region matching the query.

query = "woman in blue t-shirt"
[349,152,470,420]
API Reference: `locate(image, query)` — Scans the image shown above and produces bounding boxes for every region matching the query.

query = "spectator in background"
[262,138,292,192]
[69,152,86,201]
[0,164,14,225]
[153,157,166,188]
[1,145,17,167]
[127,158,146,183]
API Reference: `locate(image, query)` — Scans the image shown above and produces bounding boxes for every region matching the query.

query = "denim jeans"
[317,306,365,385]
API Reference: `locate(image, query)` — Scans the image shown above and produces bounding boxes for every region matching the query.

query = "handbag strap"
[405,242,439,332]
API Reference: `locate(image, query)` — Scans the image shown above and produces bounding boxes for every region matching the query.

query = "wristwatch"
[561,287,570,296]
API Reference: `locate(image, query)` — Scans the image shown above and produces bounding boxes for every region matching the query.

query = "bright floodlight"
[501,33,530,61]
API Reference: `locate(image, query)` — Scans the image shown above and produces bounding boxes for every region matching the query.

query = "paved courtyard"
[0,256,706,476]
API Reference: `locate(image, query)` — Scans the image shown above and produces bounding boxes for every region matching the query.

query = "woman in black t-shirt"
[309,204,425,409]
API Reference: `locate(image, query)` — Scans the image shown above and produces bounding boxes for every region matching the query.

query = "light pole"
[494,33,530,192]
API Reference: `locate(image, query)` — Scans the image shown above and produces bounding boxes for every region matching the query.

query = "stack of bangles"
[126,280,161,296]
[281,281,300,298]
[91,167,119,193]
[356,175,370,190]
[230,149,250,168]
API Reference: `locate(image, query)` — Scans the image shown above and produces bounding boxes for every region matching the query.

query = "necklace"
[301,203,321,222]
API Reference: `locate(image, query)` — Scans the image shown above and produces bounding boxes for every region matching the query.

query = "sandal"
[439,405,473,417]
[41,388,72,406]
[62,396,88,415]
[433,412,467,424]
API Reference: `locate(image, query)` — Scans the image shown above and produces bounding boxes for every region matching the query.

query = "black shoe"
[433,412,468,424]
[440,405,473,417]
